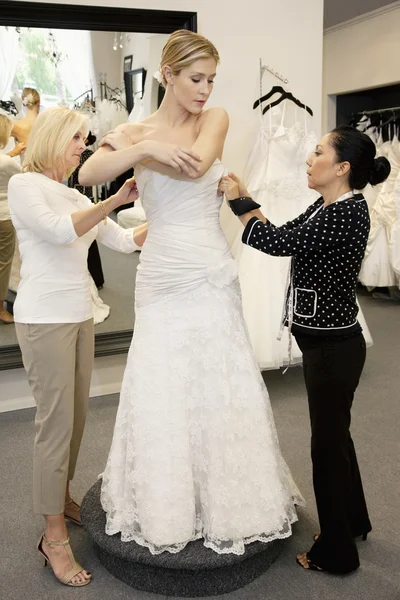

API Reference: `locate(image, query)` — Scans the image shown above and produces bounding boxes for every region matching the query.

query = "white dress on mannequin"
[100,160,304,555]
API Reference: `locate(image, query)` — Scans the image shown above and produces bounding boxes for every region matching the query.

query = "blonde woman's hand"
[113,177,139,206]
[100,129,132,151]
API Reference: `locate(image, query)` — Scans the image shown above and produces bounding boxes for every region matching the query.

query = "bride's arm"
[144,107,229,180]
[79,126,149,185]
[79,123,203,185]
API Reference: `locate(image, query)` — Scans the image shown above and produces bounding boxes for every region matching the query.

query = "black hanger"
[262,91,313,117]
[349,112,366,128]
[380,109,400,129]
[253,85,287,110]
[364,113,383,131]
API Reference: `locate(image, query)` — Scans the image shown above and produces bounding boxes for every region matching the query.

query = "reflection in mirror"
[0,25,169,364]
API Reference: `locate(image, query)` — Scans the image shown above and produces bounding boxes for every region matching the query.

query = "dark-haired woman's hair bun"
[330,125,391,189]
[369,156,391,186]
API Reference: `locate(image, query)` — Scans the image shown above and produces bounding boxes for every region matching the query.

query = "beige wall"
[323,2,400,132]
[91,31,122,90]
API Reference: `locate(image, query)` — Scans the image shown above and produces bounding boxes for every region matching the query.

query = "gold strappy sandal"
[37,533,91,587]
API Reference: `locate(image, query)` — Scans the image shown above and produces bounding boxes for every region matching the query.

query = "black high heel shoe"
[296,553,324,572]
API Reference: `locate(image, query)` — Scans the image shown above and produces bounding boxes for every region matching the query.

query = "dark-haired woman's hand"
[218,175,240,200]
[226,172,250,197]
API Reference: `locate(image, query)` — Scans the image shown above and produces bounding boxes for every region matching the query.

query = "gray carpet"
[0,290,399,600]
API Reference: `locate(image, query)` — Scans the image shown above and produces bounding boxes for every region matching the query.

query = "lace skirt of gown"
[100,277,304,555]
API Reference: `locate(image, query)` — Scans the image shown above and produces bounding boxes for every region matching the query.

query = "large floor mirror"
[0,1,197,369]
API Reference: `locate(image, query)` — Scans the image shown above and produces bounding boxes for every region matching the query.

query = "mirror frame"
[0,0,197,370]
[124,68,147,114]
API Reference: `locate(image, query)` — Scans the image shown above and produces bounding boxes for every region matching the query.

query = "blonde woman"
[11,87,40,146]
[8,107,148,587]
[81,30,303,555]
[0,114,25,323]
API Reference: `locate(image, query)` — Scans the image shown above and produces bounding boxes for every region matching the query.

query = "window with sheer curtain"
[2,27,96,110]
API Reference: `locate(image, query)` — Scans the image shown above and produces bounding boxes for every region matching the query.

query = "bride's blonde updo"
[22,87,40,109]
[159,30,220,88]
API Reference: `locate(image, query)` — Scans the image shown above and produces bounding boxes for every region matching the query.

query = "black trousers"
[88,240,104,289]
[295,332,372,574]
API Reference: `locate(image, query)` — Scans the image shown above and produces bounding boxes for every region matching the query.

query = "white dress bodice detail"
[134,160,237,306]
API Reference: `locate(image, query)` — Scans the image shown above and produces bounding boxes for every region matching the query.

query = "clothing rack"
[260,58,289,88]
[352,106,400,117]
[73,89,93,104]
[72,89,94,110]
[99,81,126,109]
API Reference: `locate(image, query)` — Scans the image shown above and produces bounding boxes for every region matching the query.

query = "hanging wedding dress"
[362,129,393,212]
[95,98,128,139]
[359,136,400,288]
[128,91,145,124]
[100,160,304,555]
[232,105,314,370]
[389,167,400,286]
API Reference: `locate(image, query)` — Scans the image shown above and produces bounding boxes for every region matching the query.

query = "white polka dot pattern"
[242,194,370,334]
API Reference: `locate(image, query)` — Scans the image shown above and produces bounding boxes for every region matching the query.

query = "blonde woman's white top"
[8,172,138,323]
[0,152,21,220]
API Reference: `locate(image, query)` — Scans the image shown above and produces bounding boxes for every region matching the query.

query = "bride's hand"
[100,129,132,151]
[113,177,139,206]
[146,140,202,177]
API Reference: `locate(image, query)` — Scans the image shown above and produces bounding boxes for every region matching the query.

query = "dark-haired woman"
[220,125,391,574]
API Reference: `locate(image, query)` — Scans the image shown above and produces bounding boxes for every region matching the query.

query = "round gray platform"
[81,480,285,597]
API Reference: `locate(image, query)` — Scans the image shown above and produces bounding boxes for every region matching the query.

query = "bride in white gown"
[80,30,303,555]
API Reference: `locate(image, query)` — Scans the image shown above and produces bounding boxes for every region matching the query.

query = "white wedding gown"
[100,160,304,555]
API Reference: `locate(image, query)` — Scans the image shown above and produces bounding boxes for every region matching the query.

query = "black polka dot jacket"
[241,194,370,336]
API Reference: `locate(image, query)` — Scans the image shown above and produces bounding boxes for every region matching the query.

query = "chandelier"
[113,32,131,51]
[37,31,68,67]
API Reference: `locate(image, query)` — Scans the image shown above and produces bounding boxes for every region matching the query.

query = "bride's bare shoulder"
[198,106,229,125]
